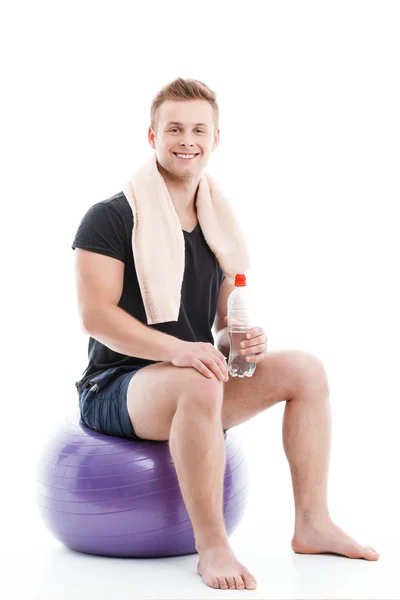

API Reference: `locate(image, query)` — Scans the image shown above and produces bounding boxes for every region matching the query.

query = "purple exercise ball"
[35,410,249,558]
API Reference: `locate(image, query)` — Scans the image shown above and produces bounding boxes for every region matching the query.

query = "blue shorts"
[77,365,145,440]
[77,364,229,441]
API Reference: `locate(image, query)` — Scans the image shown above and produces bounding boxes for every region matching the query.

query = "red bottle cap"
[234,274,246,286]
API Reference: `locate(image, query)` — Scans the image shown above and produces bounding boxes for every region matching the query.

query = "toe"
[364,546,380,560]
[234,575,245,590]
[218,577,229,589]
[226,576,236,589]
[243,573,257,590]
[211,577,220,589]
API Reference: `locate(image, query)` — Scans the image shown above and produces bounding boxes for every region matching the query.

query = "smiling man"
[72,77,379,592]
[149,97,219,234]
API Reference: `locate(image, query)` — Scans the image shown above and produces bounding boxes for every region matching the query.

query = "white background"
[1,1,399,598]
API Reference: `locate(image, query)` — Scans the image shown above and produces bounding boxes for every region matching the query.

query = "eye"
[169,128,205,133]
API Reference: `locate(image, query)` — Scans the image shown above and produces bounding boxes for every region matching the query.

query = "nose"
[179,133,195,148]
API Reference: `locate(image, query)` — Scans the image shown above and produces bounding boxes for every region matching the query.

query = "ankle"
[195,531,231,554]
[295,507,331,529]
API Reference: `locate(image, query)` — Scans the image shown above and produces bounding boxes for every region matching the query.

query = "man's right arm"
[84,303,183,362]
[75,248,184,362]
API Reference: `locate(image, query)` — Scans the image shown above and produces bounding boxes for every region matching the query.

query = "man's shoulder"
[94,192,133,225]
[100,191,130,213]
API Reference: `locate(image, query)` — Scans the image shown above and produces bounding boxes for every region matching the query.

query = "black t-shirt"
[71,191,225,392]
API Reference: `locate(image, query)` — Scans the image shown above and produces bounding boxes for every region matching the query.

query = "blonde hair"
[150,77,219,134]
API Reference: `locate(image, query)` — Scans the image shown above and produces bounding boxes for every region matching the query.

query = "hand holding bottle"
[224,316,267,364]
[227,274,267,377]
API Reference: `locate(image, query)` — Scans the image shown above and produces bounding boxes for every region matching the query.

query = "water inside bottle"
[228,330,257,378]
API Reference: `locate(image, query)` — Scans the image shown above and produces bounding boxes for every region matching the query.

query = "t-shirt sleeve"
[71,202,127,263]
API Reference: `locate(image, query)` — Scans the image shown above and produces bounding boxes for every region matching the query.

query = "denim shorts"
[77,365,146,440]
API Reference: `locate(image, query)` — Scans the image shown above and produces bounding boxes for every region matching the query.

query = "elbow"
[81,316,93,336]
[81,304,113,335]
[81,310,98,335]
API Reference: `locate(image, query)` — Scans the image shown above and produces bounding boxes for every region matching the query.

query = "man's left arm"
[213,278,236,358]
[215,326,230,358]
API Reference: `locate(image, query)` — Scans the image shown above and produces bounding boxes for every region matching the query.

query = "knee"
[179,371,224,414]
[290,350,330,396]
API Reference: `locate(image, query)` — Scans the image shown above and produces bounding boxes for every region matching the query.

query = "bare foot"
[197,544,257,590]
[292,518,380,561]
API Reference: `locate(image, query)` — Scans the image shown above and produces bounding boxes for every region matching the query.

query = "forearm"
[83,304,184,363]
[215,326,230,358]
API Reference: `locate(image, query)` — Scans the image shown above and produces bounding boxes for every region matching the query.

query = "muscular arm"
[75,249,183,362]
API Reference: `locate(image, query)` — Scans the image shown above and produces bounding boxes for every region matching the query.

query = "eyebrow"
[165,121,209,128]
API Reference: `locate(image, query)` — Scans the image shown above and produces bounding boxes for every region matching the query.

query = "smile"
[173,153,199,160]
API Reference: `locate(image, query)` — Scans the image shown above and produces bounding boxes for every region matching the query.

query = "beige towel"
[123,153,251,325]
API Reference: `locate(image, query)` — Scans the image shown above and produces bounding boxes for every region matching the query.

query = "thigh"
[221,350,299,430]
[221,349,327,430]
[126,362,224,442]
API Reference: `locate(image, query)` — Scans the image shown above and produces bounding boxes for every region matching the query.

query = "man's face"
[148,100,220,180]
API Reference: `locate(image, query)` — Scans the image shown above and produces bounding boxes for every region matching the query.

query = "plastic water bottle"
[227,274,256,378]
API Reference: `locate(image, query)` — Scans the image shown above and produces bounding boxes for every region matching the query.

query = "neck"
[157,160,200,213]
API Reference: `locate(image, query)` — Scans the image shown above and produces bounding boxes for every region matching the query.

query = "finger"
[193,358,214,378]
[209,345,229,378]
[241,343,266,356]
[241,335,266,348]
[203,357,228,382]
[215,356,229,379]
[245,352,265,363]
[212,357,229,381]
[210,354,228,376]
[246,327,264,340]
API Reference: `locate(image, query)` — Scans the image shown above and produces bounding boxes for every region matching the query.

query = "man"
[73,78,379,592]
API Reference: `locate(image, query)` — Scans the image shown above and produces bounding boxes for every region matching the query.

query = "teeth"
[176,153,197,159]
